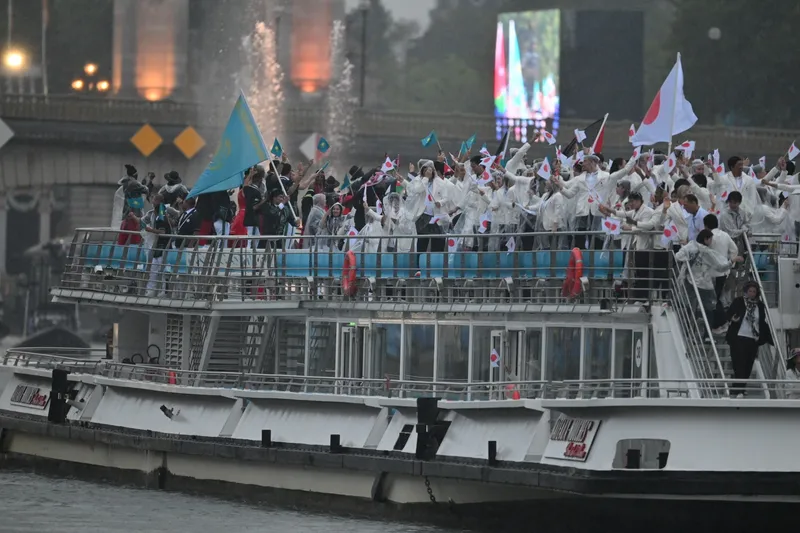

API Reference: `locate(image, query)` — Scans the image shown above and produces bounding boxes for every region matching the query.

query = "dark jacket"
[261,202,297,239]
[242,185,263,228]
[726,297,773,346]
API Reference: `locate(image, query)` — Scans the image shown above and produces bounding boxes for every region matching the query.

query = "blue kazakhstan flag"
[421,130,438,148]
[188,92,268,199]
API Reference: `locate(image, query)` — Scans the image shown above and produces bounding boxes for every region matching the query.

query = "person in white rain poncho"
[319,203,348,251]
[358,203,386,253]
[488,171,516,251]
[302,194,327,249]
[383,192,416,253]
[555,153,637,250]
[675,229,740,323]
[533,176,566,251]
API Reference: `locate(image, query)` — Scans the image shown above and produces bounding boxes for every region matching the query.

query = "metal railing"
[58,228,674,308]
[743,235,787,386]
[669,253,728,398]
[5,350,800,401]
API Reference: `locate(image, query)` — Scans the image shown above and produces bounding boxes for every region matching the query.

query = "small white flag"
[447,236,459,253]
[713,149,720,169]
[587,191,603,205]
[478,212,491,234]
[506,236,516,254]
[575,129,587,143]
[348,226,359,249]
[632,146,642,160]
[542,130,557,145]
[537,157,552,180]
[362,184,368,202]
[678,140,695,159]
[647,149,655,170]
[479,147,491,157]
[628,124,636,142]
[666,152,678,172]
[375,198,383,215]
[715,162,725,175]
[759,156,766,168]
[602,217,622,236]
[490,348,500,368]
[789,142,800,161]
[381,156,395,173]
[430,214,444,225]
[662,222,679,242]
[576,151,586,163]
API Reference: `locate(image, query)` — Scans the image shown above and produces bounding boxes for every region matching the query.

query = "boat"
[1,227,798,527]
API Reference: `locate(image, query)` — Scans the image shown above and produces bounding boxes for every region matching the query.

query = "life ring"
[561,248,584,299]
[342,250,358,296]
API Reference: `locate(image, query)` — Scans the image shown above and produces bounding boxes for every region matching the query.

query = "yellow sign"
[130,124,163,158]
[174,126,206,159]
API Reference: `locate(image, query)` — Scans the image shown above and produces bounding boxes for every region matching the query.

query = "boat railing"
[743,234,787,390]
[669,252,728,398]
[5,349,800,400]
[58,228,675,308]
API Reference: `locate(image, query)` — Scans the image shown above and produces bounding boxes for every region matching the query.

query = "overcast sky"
[344,0,436,31]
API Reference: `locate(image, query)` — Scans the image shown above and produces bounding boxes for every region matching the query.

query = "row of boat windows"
[275,320,650,383]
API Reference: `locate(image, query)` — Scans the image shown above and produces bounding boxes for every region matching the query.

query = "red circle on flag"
[448,239,455,247]
[664,229,672,238]
[482,220,489,228]
[643,91,661,125]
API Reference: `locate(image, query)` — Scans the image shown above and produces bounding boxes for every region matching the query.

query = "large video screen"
[495,10,560,141]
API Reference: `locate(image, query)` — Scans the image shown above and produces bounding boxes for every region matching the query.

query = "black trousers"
[632,251,652,301]
[713,275,728,329]
[729,336,758,396]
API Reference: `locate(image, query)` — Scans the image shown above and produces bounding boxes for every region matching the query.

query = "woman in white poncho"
[384,192,416,254]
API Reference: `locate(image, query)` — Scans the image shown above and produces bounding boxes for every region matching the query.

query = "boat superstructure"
[2,228,800,510]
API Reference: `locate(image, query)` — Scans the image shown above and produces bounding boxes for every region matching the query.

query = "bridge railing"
[3,94,800,152]
[5,349,800,401]
[56,228,675,309]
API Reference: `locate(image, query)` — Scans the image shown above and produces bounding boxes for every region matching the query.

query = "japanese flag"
[490,348,500,368]
[481,155,497,169]
[678,140,695,159]
[430,214,445,225]
[447,237,459,253]
[537,157,552,180]
[542,130,557,145]
[715,162,725,175]
[574,129,587,143]
[602,217,622,236]
[713,149,720,169]
[478,212,491,234]
[476,171,492,186]
[628,124,636,142]
[647,149,655,170]
[788,142,800,161]
[479,146,491,157]
[375,198,383,215]
[666,152,678,173]
[632,146,642,160]
[663,222,679,242]
[506,236,516,254]
[381,156,395,173]
[348,226,359,249]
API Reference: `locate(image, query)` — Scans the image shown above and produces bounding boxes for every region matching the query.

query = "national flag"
[788,142,800,161]
[430,214,445,225]
[348,226,359,249]
[713,149,720,168]
[317,137,330,153]
[465,133,477,150]
[666,152,678,172]
[495,130,510,162]
[479,145,491,157]
[375,198,383,215]
[480,155,497,171]
[459,141,468,154]
[381,156,395,173]
[270,138,283,158]
[339,175,351,193]
[632,146,642,160]
[561,118,604,157]
[759,156,766,168]
[188,93,269,199]
[677,140,695,159]
[647,149,655,170]
[422,130,438,148]
[542,130,557,145]
[574,129,587,143]
[490,348,500,368]
[592,121,606,153]
[662,222,679,242]
[478,212,491,234]
[447,236,459,253]
[127,196,144,209]
[715,162,725,175]
[628,124,636,142]
[443,162,454,176]
[506,236,516,254]
[536,157,552,180]
[631,53,698,146]
[602,217,622,236]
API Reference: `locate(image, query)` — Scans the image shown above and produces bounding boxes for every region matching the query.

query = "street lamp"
[71,61,109,94]
[2,48,26,72]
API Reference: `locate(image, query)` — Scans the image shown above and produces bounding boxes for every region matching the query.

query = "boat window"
[277,318,306,375]
[471,326,496,383]
[545,327,581,381]
[523,329,543,381]
[371,323,401,380]
[405,324,435,382]
[307,321,337,377]
[583,328,612,380]
[613,439,671,470]
[436,325,469,383]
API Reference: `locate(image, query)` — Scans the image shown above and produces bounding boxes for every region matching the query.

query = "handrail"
[5,349,800,400]
[670,251,728,398]
[743,234,787,383]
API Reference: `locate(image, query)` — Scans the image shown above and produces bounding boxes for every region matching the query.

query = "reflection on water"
[0,472,455,533]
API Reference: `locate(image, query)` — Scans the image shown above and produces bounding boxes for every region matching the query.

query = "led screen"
[495,10,560,141]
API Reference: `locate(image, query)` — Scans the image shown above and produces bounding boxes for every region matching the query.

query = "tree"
[669,0,800,128]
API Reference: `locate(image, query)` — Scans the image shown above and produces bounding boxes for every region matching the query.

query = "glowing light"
[3,50,26,71]
[290,0,332,94]
[96,80,110,92]
[84,63,98,76]
[134,1,177,101]
[143,88,165,101]
[71,79,85,91]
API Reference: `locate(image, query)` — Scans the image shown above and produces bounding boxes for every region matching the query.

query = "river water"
[0,472,456,533]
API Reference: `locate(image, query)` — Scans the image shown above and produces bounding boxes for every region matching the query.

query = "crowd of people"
[111,141,797,393]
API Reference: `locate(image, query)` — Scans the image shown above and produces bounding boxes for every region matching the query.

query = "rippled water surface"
[0,472,458,533]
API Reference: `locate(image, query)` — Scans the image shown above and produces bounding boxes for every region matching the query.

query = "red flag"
[592,123,606,153]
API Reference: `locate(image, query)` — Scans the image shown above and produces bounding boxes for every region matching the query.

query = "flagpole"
[240,90,299,222]
[591,113,609,152]
[667,52,681,156]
